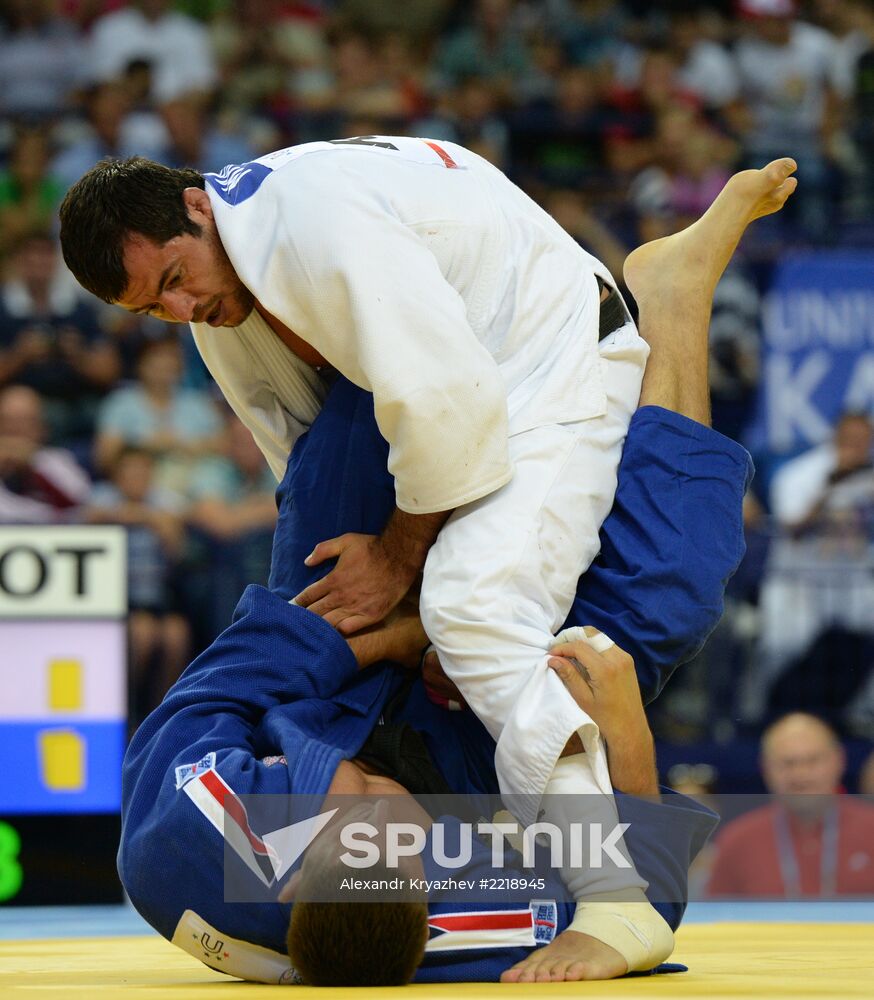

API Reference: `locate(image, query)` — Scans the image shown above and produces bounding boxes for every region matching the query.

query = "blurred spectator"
[837,0,874,212]
[85,445,189,721]
[539,0,626,70]
[209,0,332,126]
[436,0,532,102]
[707,713,874,897]
[186,412,277,635]
[0,128,65,258]
[755,413,874,723]
[0,231,120,447]
[337,0,450,44]
[416,76,509,168]
[324,27,420,123]
[770,411,874,535]
[730,0,843,239]
[88,0,218,104]
[52,81,170,191]
[0,384,90,523]
[158,95,257,173]
[630,108,736,242]
[509,64,614,189]
[0,0,84,120]
[667,4,740,109]
[94,336,222,497]
[187,414,277,542]
[707,266,762,443]
[603,45,701,179]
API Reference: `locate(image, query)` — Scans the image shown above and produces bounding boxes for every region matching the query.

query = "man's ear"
[182,186,214,225]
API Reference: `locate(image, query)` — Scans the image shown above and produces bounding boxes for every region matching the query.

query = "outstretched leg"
[501,158,797,985]
[626,157,797,426]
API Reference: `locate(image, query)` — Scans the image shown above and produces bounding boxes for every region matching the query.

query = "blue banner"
[751,252,874,455]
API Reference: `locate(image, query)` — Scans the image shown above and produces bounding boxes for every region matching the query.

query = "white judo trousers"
[421,321,649,832]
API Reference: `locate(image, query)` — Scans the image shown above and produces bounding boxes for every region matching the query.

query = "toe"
[766,157,797,184]
[535,965,554,983]
[549,959,574,981]
[500,963,525,983]
[565,960,589,981]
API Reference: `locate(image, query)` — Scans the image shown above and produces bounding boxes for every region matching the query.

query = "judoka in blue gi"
[119,165,796,985]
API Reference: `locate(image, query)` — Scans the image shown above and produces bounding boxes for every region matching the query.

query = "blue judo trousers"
[119,375,751,982]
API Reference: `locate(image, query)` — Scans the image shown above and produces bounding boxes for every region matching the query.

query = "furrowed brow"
[129,262,177,315]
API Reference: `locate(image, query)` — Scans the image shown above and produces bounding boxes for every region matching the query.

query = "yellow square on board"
[37,729,86,791]
[47,660,83,712]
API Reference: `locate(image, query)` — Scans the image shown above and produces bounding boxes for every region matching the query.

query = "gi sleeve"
[253,160,513,513]
[122,586,358,810]
[118,586,361,942]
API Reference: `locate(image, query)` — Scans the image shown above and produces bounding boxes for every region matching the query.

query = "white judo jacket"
[191,137,613,514]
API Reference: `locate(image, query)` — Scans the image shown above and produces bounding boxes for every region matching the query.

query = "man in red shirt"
[707,713,874,897]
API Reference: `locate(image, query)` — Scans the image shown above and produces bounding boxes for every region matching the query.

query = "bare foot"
[623,157,797,308]
[500,929,627,983]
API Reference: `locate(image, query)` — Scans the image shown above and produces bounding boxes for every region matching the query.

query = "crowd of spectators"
[0,0,873,744]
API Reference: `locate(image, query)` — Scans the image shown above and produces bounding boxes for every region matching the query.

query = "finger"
[303,594,346,618]
[336,612,378,635]
[550,645,600,680]
[322,607,353,628]
[294,577,333,608]
[304,535,348,567]
[549,656,595,704]
[551,640,607,672]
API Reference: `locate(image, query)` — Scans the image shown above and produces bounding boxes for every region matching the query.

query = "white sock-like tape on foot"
[546,626,673,971]
[568,892,675,973]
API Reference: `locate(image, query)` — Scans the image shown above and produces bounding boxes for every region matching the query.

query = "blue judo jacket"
[119,584,716,984]
[118,376,734,982]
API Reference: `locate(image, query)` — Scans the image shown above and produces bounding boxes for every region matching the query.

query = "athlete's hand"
[547,630,646,744]
[294,532,416,634]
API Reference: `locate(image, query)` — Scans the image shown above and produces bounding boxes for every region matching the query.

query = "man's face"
[16,238,56,287]
[114,453,154,502]
[762,726,844,797]
[116,189,254,328]
[0,391,43,444]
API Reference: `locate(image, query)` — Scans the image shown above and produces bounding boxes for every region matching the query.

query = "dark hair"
[58,157,205,304]
[286,856,428,986]
[288,900,428,986]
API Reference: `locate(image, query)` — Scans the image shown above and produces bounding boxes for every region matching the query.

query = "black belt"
[356,674,451,795]
[597,275,630,341]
